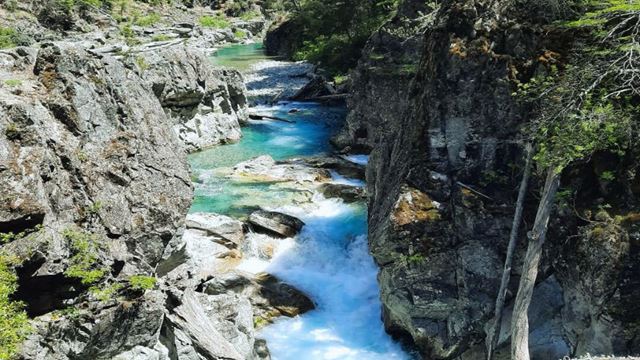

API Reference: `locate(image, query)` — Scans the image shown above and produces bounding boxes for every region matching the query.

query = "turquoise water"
[189,102,346,217]
[210,43,274,71]
[190,44,411,359]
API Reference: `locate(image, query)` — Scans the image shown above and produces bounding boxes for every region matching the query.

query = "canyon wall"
[341,0,640,358]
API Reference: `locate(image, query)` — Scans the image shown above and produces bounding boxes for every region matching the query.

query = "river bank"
[186,43,412,359]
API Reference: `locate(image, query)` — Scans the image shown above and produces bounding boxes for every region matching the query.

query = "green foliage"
[0,255,30,360]
[333,75,348,85]
[0,225,42,245]
[151,34,171,41]
[134,12,161,26]
[0,27,17,49]
[199,15,230,29]
[63,228,107,285]
[3,80,22,87]
[119,23,139,45]
[599,170,616,181]
[517,1,639,173]
[285,0,398,74]
[406,253,425,264]
[134,55,149,72]
[128,275,156,291]
[90,283,122,301]
[86,201,103,215]
[234,29,247,38]
[239,10,261,20]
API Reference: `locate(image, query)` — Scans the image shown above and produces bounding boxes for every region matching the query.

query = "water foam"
[239,195,410,360]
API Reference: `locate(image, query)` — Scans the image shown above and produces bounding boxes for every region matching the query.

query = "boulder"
[202,271,315,322]
[299,156,366,180]
[186,212,245,248]
[248,210,305,238]
[318,183,366,203]
[290,75,336,101]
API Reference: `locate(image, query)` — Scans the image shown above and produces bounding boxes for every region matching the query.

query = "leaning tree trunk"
[510,168,561,360]
[486,143,533,360]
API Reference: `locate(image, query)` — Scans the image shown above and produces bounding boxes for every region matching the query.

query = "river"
[188,43,410,360]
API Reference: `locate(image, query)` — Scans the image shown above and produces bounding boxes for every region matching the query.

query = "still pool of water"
[210,43,275,71]
[190,43,412,359]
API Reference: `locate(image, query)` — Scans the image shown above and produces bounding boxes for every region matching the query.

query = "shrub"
[239,10,261,21]
[0,27,17,49]
[63,228,107,285]
[134,12,161,27]
[3,80,22,87]
[0,255,31,360]
[151,34,171,41]
[234,29,247,38]
[128,275,156,291]
[199,15,230,29]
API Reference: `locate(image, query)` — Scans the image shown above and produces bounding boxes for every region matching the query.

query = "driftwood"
[486,143,533,360]
[510,169,561,360]
[248,114,295,123]
[303,93,350,102]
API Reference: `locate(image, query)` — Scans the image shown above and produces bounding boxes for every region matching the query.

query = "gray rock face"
[248,210,305,238]
[0,42,193,359]
[331,0,429,152]
[345,0,640,358]
[1,42,193,270]
[264,19,299,59]
[131,46,248,152]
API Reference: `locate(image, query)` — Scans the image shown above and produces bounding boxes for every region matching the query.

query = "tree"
[508,1,639,359]
[486,143,533,360]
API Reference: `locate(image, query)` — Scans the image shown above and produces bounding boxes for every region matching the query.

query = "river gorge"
[196,43,411,359]
[0,1,639,360]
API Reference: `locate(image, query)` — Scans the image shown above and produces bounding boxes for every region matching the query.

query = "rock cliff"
[342,0,640,358]
[0,41,271,359]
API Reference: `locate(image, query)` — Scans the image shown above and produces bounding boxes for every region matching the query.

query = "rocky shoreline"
[0,3,374,357]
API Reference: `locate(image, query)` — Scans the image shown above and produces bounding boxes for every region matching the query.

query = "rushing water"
[190,44,410,359]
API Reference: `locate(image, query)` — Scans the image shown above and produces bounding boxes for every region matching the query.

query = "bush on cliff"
[0,255,30,360]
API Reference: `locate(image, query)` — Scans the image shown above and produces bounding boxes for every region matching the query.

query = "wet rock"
[254,338,271,359]
[299,156,366,180]
[252,272,315,318]
[186,212,245,248]
[290,75,336,101]
[231,155,330,183]
[202,271,315,321]
[318,183,366,203]
[248,210,305,238]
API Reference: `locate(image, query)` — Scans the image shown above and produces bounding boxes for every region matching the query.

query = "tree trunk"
[486,143,533,360]
[510,168,561,360]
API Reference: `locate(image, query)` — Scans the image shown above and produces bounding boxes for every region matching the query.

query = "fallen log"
[248,114,296,123]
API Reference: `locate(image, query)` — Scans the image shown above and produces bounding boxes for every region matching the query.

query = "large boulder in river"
[248,210,305,238]
[130,46,248,152]
[202,271,315,323]
[318,183,365,203]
